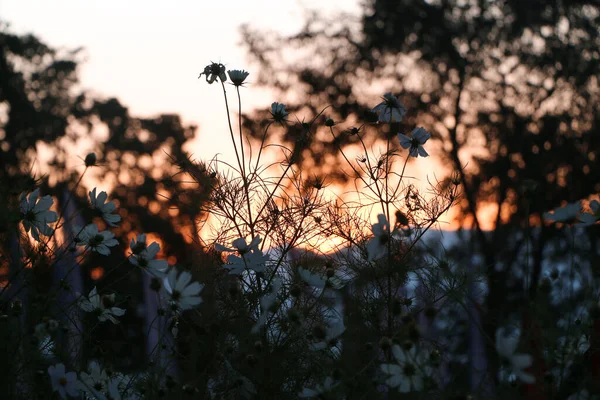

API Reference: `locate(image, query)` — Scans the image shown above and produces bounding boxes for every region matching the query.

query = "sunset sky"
[2,0,467,229]
[2,0,360,162]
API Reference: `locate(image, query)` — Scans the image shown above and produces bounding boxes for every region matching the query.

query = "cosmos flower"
[129,233,147,254]
[271,102,289,122]
[227,69,249,86]
[543,202,581,224]
[163,269,204,311]
[48,363,80,399]
[34,319,59,341]
[215,236,270,275]
[75,224,119,255]
[311,318,345,351]
[79,361,110,400]
[372,92,407,123]
[199,62,227,84]
[20,189,58,241]
[79,287,126,324]
[298,267,326,289]
[495,327,535,384]
[380,345,427,393]
[398,127,431,158]
[297,267,343,290]
[89,188,121,227]
[129,241,169,278]
[366,214,391,261]
[299,376,338,398]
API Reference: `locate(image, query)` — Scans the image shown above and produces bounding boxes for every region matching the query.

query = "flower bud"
[85,152,97,167]
[325,118,335,127]
[379,336,392,349]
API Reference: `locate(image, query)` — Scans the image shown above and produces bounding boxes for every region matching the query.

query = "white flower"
[75,224,119,255]
[543,202,581,223]
[495,327,535,384]
[163,269,204,311]
[380,345,427,393]
[366,214,390,261]
[227,69,249,86]
[251,277,282,333]
[215,236,270,275]
[107,378,122,400]
[199,62,227,84]
[271,102,289,122]
[298,267,326,289]
[398,127,431,158]
[80,361,110,400]
[20,189,58,241]
[311,319,345,351]
[129,234,147,254]
[299,376,338,398]
[372,92,407,123]
[298,266,344,290]
[79,287,126,324]
[129,242,169,278]
[35,319,59,340]
[578,200,600,226]
[48,363,80,399]
[89,188,121,227]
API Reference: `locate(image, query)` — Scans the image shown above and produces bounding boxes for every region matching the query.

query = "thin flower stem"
[357,133,387,217]
[327,127,384,211]
[43,167,88,248]
[391,154,410,201]
[219,81,245,187]
[253,122,274,175]
[236,86,246,178]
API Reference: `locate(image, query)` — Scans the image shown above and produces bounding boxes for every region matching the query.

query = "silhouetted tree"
[240,1,600,395]
[0,24,214,374]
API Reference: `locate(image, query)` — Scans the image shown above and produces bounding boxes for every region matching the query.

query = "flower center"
[101,295,115,308]
[411,138,420,148]
[93,382,104,391]
[132,242,146,254]
[59,377,68,386]
[25,210,37,221]
[89,234,105,247]
[171,290,182,301]
[403,363,416,377]
[385,99,397,108]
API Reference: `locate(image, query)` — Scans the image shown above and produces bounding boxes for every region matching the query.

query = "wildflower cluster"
[0,58,597,400]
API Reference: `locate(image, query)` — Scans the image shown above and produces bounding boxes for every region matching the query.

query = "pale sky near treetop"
[2,0,360,162]
[2,0,467,229]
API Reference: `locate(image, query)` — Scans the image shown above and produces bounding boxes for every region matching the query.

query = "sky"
[1,0,466,230]
[1,0,360,162]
